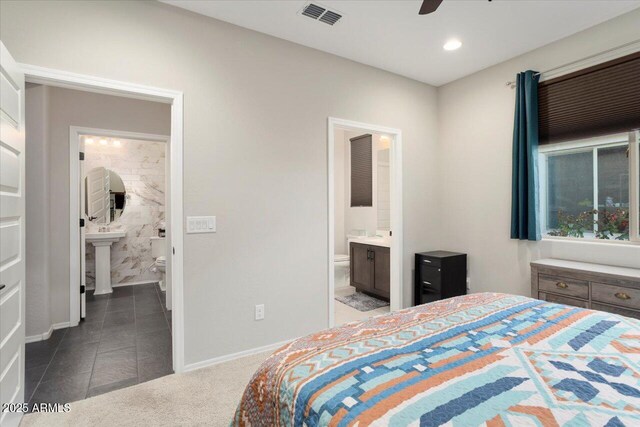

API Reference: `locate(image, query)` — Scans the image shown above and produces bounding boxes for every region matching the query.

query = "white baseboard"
[25,322,71,343]
[112,280,159,288]
[182,338,294,373]
[88,280,160,294]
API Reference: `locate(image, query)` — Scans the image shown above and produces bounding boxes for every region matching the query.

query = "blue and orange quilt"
[233,293,640,426]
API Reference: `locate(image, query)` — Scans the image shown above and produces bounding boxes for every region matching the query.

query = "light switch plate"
[186,216,216,234]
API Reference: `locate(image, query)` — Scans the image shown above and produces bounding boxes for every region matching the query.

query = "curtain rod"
[506,39,640,88]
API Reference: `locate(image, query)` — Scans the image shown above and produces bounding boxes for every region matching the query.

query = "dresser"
[531,259,640,319]
[414,251,467,306]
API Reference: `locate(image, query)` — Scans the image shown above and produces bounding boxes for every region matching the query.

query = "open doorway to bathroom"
[328,118,403,327]
[23,84,174,406]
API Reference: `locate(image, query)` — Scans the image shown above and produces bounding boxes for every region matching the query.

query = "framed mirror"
[85,167,127,223]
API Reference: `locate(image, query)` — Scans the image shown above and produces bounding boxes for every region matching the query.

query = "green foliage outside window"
[547,208,629,240]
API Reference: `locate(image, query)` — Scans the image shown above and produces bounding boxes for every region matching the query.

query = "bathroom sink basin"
[85,230,126,243]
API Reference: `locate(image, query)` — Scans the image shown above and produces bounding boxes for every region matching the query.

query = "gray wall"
[2,1,440,364]
[25,84,51,337]
[24,84,170,337]
[436,8,640,297]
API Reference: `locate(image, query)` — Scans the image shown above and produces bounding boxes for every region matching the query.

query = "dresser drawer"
[539,292,589,309]
[591,303,640,319]
[538,274,588,300]
[591,283,640,310]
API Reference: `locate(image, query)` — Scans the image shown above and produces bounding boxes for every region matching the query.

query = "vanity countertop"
[348,236,391,248]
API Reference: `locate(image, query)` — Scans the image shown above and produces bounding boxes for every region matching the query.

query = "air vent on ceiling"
[300,3,343,26]
[319,10,342,26]
[301,3,325,19]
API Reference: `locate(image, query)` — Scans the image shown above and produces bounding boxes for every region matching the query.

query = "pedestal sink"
[86,230,126,295]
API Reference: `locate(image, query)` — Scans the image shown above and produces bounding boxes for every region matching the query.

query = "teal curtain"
[511,70,541,241]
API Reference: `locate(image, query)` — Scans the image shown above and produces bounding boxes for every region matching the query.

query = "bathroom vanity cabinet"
[350,242,390,300]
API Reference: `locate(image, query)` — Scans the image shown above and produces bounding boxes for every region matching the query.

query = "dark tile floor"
[25,283,172,407]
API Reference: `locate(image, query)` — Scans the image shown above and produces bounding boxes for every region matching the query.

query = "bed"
[233,293,640,426]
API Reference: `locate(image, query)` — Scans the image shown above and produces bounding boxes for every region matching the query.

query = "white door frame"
[69,127,170,311]
[327,117,403,327]
[20,64,186,373]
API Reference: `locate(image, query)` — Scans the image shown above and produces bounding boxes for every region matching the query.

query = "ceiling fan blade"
[419,0,443,15]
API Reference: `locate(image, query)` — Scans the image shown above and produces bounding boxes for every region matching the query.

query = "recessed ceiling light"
[443,39,462,51]
[85,137,94,144]
[99,139,108,145]
[113,140,121,146]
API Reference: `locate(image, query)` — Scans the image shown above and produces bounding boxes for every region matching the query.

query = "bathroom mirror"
[85,167,127,223]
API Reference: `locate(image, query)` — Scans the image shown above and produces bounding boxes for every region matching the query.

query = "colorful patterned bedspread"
[232,293,640,426]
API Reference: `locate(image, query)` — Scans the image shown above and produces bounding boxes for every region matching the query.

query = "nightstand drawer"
[539,292,589,309]
[418,276,441,291]
[418,256,441,267]
[538,274,588,300]
[417,284,441,305]
[592,283,640,310]
[420,265,441,281]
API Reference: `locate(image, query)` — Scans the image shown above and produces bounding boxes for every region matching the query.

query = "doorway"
[17,70,185,412]
[70,127,172,322]
[327,117,403,327]
[21,65,184,373]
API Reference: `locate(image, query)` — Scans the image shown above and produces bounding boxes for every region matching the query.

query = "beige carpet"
[21,351,271,427]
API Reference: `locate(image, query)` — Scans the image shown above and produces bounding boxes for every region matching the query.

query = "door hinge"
[173,247,175,255]
[79,152,85,160]
[80,285,86,294]
[80,218,85,227]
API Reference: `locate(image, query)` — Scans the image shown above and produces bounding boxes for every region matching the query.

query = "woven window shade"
[350,134,373,207]
[538,51,640,144]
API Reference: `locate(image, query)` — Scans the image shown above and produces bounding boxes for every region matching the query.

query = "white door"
[0,41,26,427]
[86,166,110,224]
[79,141,86,318]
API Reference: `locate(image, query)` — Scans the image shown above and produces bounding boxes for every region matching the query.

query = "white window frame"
[539,131,640,244]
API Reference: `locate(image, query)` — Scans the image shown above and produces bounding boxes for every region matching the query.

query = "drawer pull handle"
[423,281,431,285]
[423,259,431,263]
[556,282,568,289]
[615,292,631,300]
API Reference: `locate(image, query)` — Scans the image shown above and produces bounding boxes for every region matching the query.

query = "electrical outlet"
[255,304,265,320]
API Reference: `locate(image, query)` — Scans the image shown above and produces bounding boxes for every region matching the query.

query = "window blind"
[538,51,640,145]
[350,134,373,207]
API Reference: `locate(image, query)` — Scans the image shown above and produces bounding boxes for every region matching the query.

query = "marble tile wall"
[84,138,166,288]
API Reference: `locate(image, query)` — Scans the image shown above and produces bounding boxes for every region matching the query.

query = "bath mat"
[335,292,389,312]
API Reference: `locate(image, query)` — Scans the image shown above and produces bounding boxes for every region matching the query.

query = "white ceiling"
[162,0,640,86]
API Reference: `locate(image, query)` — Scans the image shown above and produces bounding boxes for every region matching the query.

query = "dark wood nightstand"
[414,251,467,306]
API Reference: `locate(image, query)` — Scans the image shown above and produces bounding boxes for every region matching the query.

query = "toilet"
[334,254,350,289]
[150,236,166,291]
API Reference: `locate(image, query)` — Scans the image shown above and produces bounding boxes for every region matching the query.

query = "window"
[350,134,373,207]
[540,131,639,242]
